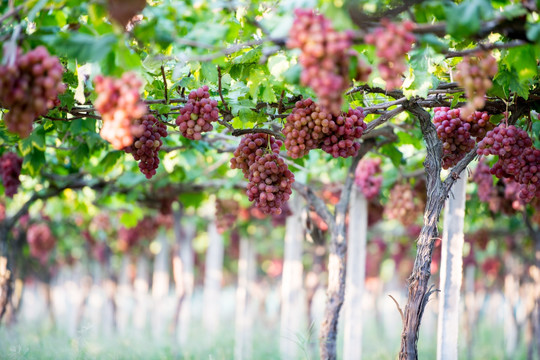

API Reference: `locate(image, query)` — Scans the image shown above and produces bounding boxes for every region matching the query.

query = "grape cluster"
[282,99,367,159]
[94,72,147,150]
[0,152,23,198]
[433,107,475,169]
[462,110,494,140]
[287,9,354,115]
[355,158,382,199]
[271,201,293,227]
[118,216,159,253]
[215,199,240,234]
[176,86,219,140]
[0,46,66,138]
[385,182,424,226]
[27,223,56,264]
[246,152,295,215]
[0,201,5,222]
[454,52,498,117]
[472,159,494,202]
[123,115,167,179]
[477,124,539,202]
[231,134,294,214]
[365,20,415,90]
[321,108,367,158]
[230,133,281,177]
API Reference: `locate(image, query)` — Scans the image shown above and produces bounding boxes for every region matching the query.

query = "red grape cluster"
[118,216,159,252]
[282,99,367,159]
[463,110,494,139]
[433,107,475,169]
[0,201,5,221]
[215,199,239,234]
[454,52,498,117]
[231,134,294,215]
[0,152,23,198]
[271,201,292,227]
[472,159,494,202]
[123,115,167,179]
[385,182,424,226]
[365,19,415,90]
[0,46,66,138]
[176,86,219,140]
[321,108,367,158]
[230,133,281,177]
[27,223,56,264]
[354,158,382,199]
[287,9,354,115]
[94,72,147,150]
[477,124,539,202]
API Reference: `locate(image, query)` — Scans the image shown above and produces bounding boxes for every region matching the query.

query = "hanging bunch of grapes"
[385,181,425,227]
[123,115,168,179]
[27,223,56,264]
[94,72,147,150]
[230,134,294,215]
[472,158,494,202]
[282,98,367,159]
[477,124,539,202]
[454,52,498,117]
[433,107,493,169]
[215,199,240,234]
[176,85,219,140]
[355,158,382,200]
[287,9,359,115]
[0,152,23,198]
[0,46,66,138]
[365,19,415,90]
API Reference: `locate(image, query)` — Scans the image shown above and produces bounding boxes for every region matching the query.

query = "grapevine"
[123,115,168,179]
[0,152,23,198]
[94,72,147,150]
[176,85,219,140]
[0,46,66,138]
[365,19,415,90]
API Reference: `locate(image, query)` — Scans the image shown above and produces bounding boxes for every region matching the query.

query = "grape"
[287,9,359,115]
[123,114,168,179]
[0,152,23,198]
[320,107,367,158]
[246,152,295,215]
[454,52,498,117]
[283,98,333,158]
[462,110,494,140]
[472,158,494,202]
[481,257,501,278]
[477,124,538,202]
[175,85,219,140]
[118,216,159,253]
[433,107,475,169]
[215,199,240,234]
[282,99,367,159]
[27,223,56,264]
[230,133,282,178]
[385,182,424,226]
[271,201,293,227]
[94,72,147,150]
[0,46,66,138]
[0,201,5,221]
[355,158,382,200]
[365,19,415,90]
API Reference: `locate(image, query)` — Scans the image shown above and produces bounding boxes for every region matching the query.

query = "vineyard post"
[202,219,224,338]
[151,228,170,339]
[279,194,305,360]
[436,172,467,360]
[234,236,255,360]
[343,186,368,360]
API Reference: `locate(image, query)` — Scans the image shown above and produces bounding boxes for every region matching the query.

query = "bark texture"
[399,102,476,360]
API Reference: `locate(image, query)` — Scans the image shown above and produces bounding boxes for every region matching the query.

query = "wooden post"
[343,188,367,360]
[152,228,170,338]
[436,173,467,360]
[203,219,224,336]
[280,194,305,360]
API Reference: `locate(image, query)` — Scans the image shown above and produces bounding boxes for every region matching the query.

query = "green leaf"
[527,23,540,43]
[71,143,89,166]
[503,46,538,82]
[97,151,123,173]
[53,33,117,63]
[201,62,218,83]
[232,48,262,65]
[120,209,143,228]
[445,0,493,38]
[179,192,207,209]
[380,144,403,167]
[23,148,46,176]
